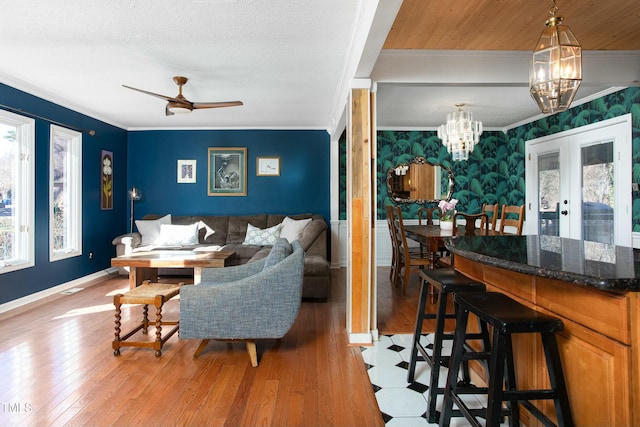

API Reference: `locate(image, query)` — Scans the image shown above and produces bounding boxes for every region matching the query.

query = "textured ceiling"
[0,1,637,132]
[0,0,358,130]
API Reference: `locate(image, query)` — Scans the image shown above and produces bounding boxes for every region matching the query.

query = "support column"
[347,79,376,344]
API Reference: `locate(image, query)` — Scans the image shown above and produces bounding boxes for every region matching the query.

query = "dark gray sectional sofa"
[112,213,330,301]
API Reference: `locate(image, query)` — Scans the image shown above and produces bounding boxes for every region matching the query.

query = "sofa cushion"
[199,216,229,245]
[242,223,282,246]
[157,223,199,246]
[298,219,327,251]
[263,238,293,271]
[280,216,311,243]
[221,243,263,265]
[135,214,172,245]
[266,213,312,228]
[227,215,267,244]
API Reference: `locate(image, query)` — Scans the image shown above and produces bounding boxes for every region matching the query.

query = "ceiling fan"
[122,76,243,116]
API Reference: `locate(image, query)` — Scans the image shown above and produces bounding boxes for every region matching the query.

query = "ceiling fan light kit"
[437,103,483,162]
[530,0,582,114]
[123,76,243,116]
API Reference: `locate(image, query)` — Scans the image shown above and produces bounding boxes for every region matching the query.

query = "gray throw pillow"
[262,238,293,270]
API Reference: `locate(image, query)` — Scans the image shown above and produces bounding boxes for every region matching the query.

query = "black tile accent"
[396,360,409,370]
[408,381,429,394]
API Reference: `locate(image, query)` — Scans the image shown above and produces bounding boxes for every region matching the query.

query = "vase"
[440,220,453,230]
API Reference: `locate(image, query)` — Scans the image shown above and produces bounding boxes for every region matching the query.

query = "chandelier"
[437,103,483,162]
[530,0,582,114]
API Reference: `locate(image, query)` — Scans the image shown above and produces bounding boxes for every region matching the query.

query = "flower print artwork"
[101,150,113,210]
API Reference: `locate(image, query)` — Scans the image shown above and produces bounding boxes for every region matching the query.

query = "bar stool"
[407,269,490,423]
[440,292,574,427]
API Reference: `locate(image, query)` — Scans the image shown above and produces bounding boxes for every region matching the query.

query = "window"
[0,110,35,273]
[50,125,82,261]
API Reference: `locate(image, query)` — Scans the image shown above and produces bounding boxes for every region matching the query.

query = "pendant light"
[530,0,582,114]
[437,103,483,162]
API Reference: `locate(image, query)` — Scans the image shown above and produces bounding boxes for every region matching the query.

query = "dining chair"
[499,204,525,235]
[392,206,433,294]
[481,203,499,230]
[386,205,400,286]
[417,206,445,257]
[437,212,490,268]
[417,207,440,226]
[453,212,490,236]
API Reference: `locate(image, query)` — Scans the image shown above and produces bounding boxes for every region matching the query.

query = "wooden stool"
[408,269,490,423]
[440,292,574,427]
[112,281,183,357]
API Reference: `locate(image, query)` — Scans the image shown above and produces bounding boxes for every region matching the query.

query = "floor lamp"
[128,187,141,233]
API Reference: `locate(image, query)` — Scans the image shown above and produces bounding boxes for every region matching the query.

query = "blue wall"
[0,81,330,306]
[0,83,128,305]
[127,129,330,222]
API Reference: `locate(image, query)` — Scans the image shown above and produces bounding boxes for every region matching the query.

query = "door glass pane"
[582,142,614,244]
[538,152,560,236]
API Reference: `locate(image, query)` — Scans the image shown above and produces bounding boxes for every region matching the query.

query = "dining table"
[403,223,502,253]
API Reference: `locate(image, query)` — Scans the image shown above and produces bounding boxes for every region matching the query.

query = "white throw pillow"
[279,216,311,243]
[135,214,171,245]
[157,223,199,246]
[242,223,282,246]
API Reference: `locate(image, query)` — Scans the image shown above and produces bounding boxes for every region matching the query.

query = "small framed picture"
[177,159,196,183]
[257,157,280,176]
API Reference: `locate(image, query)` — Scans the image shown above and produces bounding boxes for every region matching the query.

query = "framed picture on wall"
[177,159,196,183]
[208,147,247,196]
[100,150,113,210]
[257,157,280,176]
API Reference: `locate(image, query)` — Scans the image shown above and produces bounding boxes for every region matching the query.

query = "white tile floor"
[361,334,505,427]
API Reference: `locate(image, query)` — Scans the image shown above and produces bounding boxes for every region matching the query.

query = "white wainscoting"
[331,219,421,268]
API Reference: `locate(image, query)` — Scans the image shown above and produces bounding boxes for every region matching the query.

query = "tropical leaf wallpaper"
[339,87,640,229]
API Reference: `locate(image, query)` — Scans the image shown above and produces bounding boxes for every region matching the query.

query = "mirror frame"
[386,156,454,204]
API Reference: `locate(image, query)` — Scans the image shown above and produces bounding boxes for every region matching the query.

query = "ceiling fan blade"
[165,104,175,116]
[122,84,177,102]
[192,101,244,109]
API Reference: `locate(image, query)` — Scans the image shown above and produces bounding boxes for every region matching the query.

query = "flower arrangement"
[438,198,458,222]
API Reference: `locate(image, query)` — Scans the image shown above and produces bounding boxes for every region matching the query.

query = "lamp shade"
[167,101,192,114]
[530,15,582,114]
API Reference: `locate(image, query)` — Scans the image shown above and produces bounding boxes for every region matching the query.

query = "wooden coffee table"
[111,250,236,289]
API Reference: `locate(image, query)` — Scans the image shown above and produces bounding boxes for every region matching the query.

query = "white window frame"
[49,125,82,261]
[0,110,35,273]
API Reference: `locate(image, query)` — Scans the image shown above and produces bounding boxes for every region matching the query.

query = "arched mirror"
[386,157,454,204]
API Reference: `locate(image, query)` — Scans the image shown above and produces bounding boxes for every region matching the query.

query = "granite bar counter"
[445,234,640,291]
[444,234,640,426]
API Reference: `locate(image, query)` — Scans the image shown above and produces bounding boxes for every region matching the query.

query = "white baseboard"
[348,332,374,345]
[0,268,119,315]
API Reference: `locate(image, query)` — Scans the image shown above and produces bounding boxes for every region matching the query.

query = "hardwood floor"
[0,267,427,427]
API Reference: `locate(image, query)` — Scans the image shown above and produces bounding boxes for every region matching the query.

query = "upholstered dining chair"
[499,204,525,235]
[179,238,304,367]
[481,203,499,230]
[392,206,433,294]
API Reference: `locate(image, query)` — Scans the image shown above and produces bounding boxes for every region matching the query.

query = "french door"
[525,114,632,246]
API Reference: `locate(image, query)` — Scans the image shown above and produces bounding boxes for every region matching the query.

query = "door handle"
[561,210,568,215]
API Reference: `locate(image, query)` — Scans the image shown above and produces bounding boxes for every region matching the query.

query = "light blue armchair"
[179,238,304,366]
